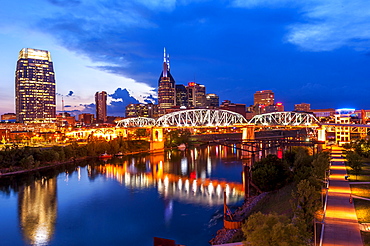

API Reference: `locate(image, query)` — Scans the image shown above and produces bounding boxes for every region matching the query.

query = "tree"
[291,179,320,242]
[345,151,363,180]
[165,129,191,148]
[252,154,289,192]
[135,128,148,140]
[19,155,35,169]
[242,212,307,246]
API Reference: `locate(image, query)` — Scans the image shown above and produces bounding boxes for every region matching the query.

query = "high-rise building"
[15,48,56,123]
[158,48,176,116]
[254,90,274,106]
[95,91,107,123]
[175,84,188,108]
[187,82,206,108]
[206,93,219,108]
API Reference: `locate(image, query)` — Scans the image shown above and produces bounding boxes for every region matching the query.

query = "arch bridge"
[249,111,320,126]
[116,110,319,128]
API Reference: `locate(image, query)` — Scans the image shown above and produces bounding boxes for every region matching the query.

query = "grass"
[248,183,295,218]
[227,183,296,244]
[346,162,370,182]
[351,184,370,198]
[353,199,370,224]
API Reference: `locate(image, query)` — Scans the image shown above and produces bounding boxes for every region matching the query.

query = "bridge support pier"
[242,164,250,198]
[318,127,326,149]
[242,126,255,141]
[150,128,164,153]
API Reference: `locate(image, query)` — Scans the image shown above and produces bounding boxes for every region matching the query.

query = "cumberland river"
[0,145,246,246]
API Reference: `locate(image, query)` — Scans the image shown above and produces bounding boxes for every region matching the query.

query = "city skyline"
[1,1,370,117]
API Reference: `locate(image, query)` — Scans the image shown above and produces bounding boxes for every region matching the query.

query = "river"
[0,145,246,246]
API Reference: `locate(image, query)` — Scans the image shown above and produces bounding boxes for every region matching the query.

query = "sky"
[1,0,370,117]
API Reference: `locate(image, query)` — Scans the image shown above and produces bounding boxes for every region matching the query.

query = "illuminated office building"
[294,103,311,112]
[254,90,274,106]
[206,93,219,108]
[95,91,107,123]
[158,48,176,116]
[175,84,188,108]
[125,103,158,118]
[15,48,56,123]
[187,82,206,108]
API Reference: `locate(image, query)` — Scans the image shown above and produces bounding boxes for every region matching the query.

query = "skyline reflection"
[18,177,57,246]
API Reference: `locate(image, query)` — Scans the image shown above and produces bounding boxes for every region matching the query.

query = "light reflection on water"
[0,145,245,246]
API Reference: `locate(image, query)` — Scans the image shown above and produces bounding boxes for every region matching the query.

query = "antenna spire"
[163,47,166,63]
[163,47,168,77]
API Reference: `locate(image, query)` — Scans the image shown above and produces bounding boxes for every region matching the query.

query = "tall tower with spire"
[158,48,176,116]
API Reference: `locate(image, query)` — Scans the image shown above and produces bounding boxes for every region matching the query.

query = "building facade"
[187,82,206,108]
[158,48,176,116]
[78,113,94,125]
[254,90,274,106]
[125,103,158,118]
[294,103,311,112]
[175,84,188,108]
[1,113,16,122]
[15,48,56,123]
[95,91,107,123]
[206,93,219,108]
[220,100,246,116]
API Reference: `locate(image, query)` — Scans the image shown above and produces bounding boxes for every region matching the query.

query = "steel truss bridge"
[116,110,320,128]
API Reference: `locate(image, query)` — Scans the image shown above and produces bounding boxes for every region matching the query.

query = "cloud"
[232,0,370,52]
[108,88,140,116]
[286,1,370,51]
[47,0,81,7]
[232,0,297,8]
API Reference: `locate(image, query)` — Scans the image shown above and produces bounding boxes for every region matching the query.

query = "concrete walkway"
[322,147,363,246]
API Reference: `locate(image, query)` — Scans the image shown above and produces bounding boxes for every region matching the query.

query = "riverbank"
[209,192,268,245]
[0,149,155,177]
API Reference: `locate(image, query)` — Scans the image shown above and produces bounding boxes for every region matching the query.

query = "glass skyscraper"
[15,48,56,123]
[95,91,107,123]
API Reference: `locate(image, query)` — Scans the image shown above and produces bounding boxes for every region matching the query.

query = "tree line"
[242,147,330,245]
[0,138,149,172]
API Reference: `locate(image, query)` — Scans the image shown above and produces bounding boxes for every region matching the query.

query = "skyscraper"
[175,84,188,108]
[187,82,206,108]
[95,91,107,123]
[206,93,219,108]
[158,48,176,116]
[15,48,56,123]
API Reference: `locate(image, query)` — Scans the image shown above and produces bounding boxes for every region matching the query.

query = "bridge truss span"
[249,112,320,126]
[116,117,156,128]
[156,109,248,127]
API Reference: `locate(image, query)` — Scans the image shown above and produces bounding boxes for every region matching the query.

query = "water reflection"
[92,147,245,206]
[0,145,245,246]
[18,177,57,246]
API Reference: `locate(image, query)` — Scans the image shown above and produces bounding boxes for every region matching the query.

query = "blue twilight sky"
[1,0,370,117]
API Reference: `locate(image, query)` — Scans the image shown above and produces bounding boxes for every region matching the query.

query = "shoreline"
[209,192,268,245]
[0,149,155,177]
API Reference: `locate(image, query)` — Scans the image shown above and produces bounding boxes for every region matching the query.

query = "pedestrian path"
[322,147,363,246]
